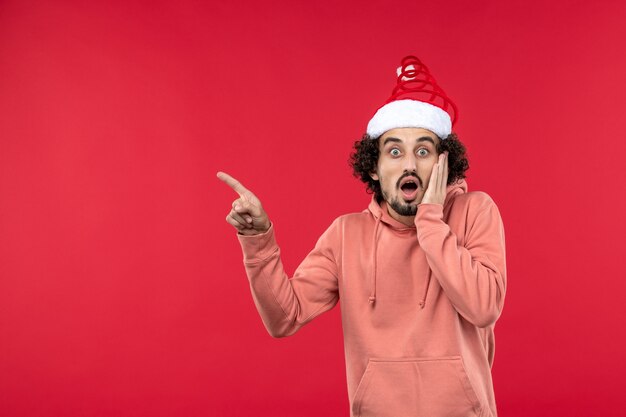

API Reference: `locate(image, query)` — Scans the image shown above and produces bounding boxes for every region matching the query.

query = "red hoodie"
[237,179,507,417]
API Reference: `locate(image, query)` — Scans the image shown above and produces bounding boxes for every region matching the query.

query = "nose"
[402,153,418,173]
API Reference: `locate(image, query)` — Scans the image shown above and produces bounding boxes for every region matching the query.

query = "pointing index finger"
[217,171,250,196]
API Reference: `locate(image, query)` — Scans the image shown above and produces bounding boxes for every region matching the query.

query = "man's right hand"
[217,171,271,235]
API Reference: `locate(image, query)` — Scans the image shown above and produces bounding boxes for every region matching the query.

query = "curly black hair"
[349,132,469,203]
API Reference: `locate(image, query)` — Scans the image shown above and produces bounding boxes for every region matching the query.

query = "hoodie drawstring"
[368,208,431,309]
[419,270,432,309]
[369,215,382,305]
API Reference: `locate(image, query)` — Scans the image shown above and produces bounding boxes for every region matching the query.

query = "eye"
[390,148,401,157]
[417,148,429,157]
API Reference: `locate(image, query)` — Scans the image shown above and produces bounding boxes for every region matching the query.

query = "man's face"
[370,127,441,221]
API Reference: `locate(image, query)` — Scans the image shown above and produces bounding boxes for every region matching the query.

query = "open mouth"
[399,178,419,200]
[401,182,418,192]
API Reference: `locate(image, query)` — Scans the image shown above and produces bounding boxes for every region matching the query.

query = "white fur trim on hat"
[366,99,452,139]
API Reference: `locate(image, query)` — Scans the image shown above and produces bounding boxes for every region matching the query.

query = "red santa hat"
[366,55,458,140]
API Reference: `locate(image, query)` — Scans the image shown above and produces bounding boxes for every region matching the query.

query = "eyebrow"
[382,136,436,146]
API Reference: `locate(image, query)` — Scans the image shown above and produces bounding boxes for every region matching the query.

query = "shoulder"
[448,191,504,227]
[334,209,375,227]
[337,210,371,223]
[319,210,374,237]
[451,191,505,237]
[451,190,498,212]
[312,211,371,253]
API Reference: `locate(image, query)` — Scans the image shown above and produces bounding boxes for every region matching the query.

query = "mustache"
[396,172,423,189]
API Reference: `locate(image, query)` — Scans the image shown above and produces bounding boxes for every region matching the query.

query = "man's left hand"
[420,151,449,206]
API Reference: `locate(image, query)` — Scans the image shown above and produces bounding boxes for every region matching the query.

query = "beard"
[380,172,422,216]
[382,190,418,216]
[389,196,418,216]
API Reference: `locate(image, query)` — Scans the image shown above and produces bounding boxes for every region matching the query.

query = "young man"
[218,56,506,417]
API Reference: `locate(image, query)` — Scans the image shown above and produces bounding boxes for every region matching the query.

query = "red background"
[2,0,626,416]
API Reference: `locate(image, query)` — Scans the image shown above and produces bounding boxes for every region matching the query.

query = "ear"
[369,171,379,181]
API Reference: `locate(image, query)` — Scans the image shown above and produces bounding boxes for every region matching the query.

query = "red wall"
[2,0,626,416]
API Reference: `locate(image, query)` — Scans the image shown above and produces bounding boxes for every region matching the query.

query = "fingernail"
[235,205,241,211]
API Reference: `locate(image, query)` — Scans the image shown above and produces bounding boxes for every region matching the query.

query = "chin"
[390,199,418,217]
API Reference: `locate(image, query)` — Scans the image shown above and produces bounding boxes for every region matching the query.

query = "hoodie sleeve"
[415,192,506,328]
[236,220,340,338]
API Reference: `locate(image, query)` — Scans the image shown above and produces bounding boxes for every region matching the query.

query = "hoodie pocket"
[351,356,482,417]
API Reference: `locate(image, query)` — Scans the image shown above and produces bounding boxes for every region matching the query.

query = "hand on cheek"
[420,151,449,205]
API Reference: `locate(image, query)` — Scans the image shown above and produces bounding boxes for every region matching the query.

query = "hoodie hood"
[366,178,468,306]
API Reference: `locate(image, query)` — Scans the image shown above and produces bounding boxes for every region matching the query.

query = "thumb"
[234,199,262,218]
